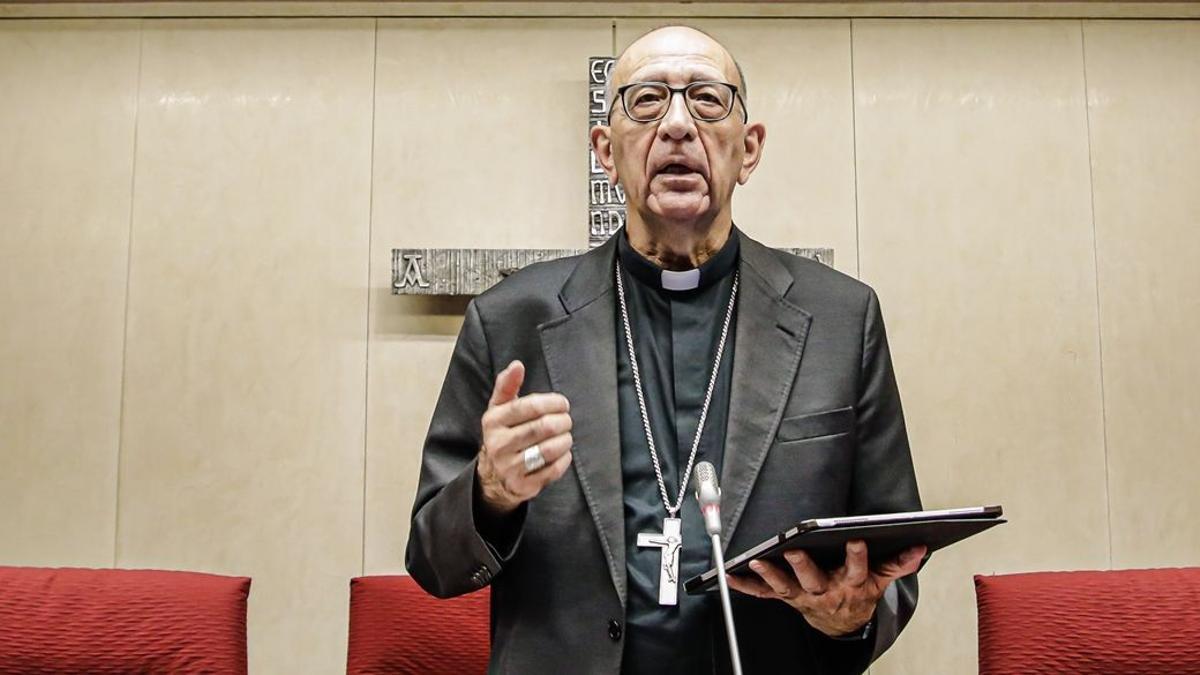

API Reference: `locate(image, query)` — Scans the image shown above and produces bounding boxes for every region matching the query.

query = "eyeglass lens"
[623,82,736,122]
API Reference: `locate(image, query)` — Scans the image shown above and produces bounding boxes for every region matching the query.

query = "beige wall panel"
[0,21,139,567]
[853,20,1108,675]
[1084,21,1200,570]
[116,19,374,674]
[363,336,455,574]
[363,19,612,575]
[370,18,610,252]
[616,19,859,275]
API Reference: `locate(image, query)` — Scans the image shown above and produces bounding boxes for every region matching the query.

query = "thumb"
[489,360,525,406]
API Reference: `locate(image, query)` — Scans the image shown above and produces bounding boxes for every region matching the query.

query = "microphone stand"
[695,461,743,675]
[710,532,743,675]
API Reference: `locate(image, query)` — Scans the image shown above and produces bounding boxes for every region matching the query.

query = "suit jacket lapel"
[539,236,627,606]
[721,232,812,547]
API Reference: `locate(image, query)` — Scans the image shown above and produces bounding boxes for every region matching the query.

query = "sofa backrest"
[975,567,1200,674]
[0,566,251,674]
[347,575,489,675]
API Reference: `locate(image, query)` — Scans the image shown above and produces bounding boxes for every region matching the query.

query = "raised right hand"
[476,360,574,515]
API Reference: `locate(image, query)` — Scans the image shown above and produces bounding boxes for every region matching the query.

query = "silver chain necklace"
[616,259,738,606]
[616,260,738,515]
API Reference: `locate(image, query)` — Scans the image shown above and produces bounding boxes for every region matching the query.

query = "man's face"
[592,28,765,232]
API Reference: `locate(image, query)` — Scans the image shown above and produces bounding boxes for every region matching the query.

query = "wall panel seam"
[113,18,145,569]
[848,17,861,280]
[361,17,379,579]
[1079,18,1113,570]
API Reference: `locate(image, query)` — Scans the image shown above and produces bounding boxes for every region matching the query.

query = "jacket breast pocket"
[776,406,856,443]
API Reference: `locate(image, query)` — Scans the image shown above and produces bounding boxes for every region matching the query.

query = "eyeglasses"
[609,81,747,124]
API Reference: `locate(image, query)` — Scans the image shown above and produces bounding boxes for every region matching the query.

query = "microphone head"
[693,461,723,536]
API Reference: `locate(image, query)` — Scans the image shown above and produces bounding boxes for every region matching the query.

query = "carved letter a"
[400,254,430,289]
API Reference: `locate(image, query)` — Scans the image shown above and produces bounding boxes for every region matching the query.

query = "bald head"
[606,25,747,112]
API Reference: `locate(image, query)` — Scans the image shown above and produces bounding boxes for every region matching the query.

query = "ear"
[590,123,619,185]
[737,121,766,185]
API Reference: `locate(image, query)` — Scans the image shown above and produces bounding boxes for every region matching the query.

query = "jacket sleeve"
[809,288,924,673]
[404,300,526,598]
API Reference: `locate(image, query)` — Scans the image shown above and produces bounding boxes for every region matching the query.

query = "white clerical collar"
[660,268,701,291]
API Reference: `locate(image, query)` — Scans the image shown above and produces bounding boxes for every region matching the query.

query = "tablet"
[684,505,1005,595]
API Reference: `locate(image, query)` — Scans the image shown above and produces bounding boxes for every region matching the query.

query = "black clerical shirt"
[615,228,740,675]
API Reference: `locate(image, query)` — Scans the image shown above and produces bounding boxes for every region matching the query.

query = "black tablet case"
[685,515,1005,594]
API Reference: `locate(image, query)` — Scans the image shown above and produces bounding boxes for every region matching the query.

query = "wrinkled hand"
[726,540,926,637]
[476,360,574,515]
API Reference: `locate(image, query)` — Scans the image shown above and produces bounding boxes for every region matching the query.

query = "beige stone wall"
[1,12,1197,674]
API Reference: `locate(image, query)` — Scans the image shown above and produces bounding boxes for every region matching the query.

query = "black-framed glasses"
[608,81,748,124]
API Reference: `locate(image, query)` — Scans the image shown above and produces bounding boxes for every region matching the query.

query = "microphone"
[694,461,742,675]
[694,461,722,536]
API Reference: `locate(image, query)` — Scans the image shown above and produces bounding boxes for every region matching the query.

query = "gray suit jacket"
[406,229,922,674]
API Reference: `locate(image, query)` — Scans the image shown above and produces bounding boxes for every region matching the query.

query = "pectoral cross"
[637,516,682,606]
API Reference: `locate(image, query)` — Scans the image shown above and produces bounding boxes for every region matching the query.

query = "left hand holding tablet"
[725,539,926,637]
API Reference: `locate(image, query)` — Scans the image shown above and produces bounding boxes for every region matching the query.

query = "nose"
[657,90,697,141]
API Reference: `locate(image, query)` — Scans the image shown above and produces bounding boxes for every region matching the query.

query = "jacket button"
[607,619,622,641]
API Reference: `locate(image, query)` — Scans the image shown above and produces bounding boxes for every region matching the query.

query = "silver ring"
[522,444,546,473]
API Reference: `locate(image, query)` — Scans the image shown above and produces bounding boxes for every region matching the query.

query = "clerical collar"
[616,227,740,292]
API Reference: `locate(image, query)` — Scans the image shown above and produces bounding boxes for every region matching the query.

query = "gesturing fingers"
[497,431,573,476]
[512,446,574,492]
[489,360,525,407]
[501,412,573,453]
[476,361,574,514]
[484,392,571,430]
[538,446,573,483]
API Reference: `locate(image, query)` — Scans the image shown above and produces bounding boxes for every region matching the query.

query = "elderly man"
[407,25,924,674]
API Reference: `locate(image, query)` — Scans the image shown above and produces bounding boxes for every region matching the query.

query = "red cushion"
[347,575,489,675]
[976,568,1200,675]
[0,566,250,675]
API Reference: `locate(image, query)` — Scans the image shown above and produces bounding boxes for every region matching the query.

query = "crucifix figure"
[637,516,683,606]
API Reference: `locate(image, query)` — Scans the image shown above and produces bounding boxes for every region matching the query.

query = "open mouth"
[658,163,702,176]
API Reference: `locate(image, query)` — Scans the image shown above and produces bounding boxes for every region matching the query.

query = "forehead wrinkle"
[626,50,725,75]
[627,57,729,86]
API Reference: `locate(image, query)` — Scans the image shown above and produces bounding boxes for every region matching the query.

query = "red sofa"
[976,567,1200,675]
[0,566,251,674]
[347,575,490,675]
